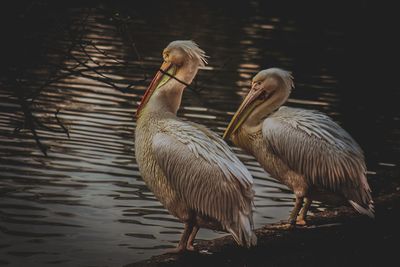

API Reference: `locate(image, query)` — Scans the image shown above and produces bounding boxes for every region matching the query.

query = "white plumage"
[135,40,256,252]
[224,68,374,225]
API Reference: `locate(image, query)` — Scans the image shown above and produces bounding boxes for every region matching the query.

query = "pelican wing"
[152,119,254,236]
[262,107,373,214]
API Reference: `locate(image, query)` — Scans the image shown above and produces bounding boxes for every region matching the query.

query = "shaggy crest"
[167,40,208,67]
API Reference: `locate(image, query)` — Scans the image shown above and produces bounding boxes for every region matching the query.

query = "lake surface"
[0,3,398,266]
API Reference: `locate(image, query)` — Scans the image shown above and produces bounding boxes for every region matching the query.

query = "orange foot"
[165,246,186,254]
[296,219,307,226]
[186,244,196,251]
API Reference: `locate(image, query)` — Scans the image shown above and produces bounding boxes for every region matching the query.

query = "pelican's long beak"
[223,85,266,140]
[136,61,176,117]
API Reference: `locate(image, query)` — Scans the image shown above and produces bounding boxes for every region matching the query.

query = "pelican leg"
[288,196,304,226]
[166,222,194,254]
[297,197,312,226]
[186,225,199,251]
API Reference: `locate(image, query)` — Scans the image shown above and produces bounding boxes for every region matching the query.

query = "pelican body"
[224,68,374,225]
[135,40,256,252]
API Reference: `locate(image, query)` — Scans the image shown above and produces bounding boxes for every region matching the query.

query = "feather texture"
[152,119,256,246]
[136,40,256,249]
[262,106,374,217]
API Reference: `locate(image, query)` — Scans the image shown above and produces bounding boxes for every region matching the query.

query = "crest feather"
[167,40,208,67]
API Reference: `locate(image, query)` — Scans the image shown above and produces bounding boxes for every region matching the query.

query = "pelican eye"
[252,81,261,89]
[163,52,170,60]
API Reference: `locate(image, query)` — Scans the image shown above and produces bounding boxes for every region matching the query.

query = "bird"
[134,40,257,252]
[223,68,374,227]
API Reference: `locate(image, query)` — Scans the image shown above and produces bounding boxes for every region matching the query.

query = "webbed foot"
[296,219,307,226]
[165,245,186,254]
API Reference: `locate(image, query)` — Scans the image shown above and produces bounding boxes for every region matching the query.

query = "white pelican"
[135,40,257,252]
[223,68,374,226]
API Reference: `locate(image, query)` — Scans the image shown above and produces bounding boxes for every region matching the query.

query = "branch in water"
[15,93,48,156]
[55,109,70,138]
[12,9,150,156]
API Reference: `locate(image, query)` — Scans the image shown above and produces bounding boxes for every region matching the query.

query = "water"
[0,3,398,266]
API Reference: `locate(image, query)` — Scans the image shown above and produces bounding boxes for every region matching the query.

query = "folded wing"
[152,120,256,246]
[262,107,374,217]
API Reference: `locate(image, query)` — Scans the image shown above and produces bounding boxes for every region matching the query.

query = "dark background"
[0,1,398,266]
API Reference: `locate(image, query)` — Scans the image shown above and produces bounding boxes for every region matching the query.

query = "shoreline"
[130,191,400,266]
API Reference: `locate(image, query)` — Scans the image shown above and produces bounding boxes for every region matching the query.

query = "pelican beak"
[136,61,176,117]
[223,84,266,140]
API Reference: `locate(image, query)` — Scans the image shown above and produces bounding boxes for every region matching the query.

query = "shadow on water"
[0,2,398,266]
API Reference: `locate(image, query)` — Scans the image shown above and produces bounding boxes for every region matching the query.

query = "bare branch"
[55,109,70,138]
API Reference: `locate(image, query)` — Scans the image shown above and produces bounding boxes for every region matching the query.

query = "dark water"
[0,2,398,266]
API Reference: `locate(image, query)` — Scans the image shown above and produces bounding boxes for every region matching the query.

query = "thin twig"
[28,59,89,102]
[193,57,233,93]
[89,41,126,65]
[15,93,48,156]
[68,52,146,92]
[79,42,104,67]
[55,109,70,138]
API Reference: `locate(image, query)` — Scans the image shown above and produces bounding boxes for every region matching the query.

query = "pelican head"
[136,40,207,116]
[223,68,294,139]
[163,40,208,68]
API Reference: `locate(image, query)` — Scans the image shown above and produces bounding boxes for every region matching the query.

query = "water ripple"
[0,4,397,267]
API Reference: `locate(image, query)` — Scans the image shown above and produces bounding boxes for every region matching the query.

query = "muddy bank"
[130,191,400,267]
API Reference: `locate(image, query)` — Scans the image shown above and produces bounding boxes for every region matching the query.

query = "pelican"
[223,68,374,226]
[135,40,257,252]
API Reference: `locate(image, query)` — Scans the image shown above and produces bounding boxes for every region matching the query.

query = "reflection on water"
[0,3,398,266]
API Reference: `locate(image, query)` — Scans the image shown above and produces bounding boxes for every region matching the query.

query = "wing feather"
[152,119,254,229]
[262,107,373,215]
